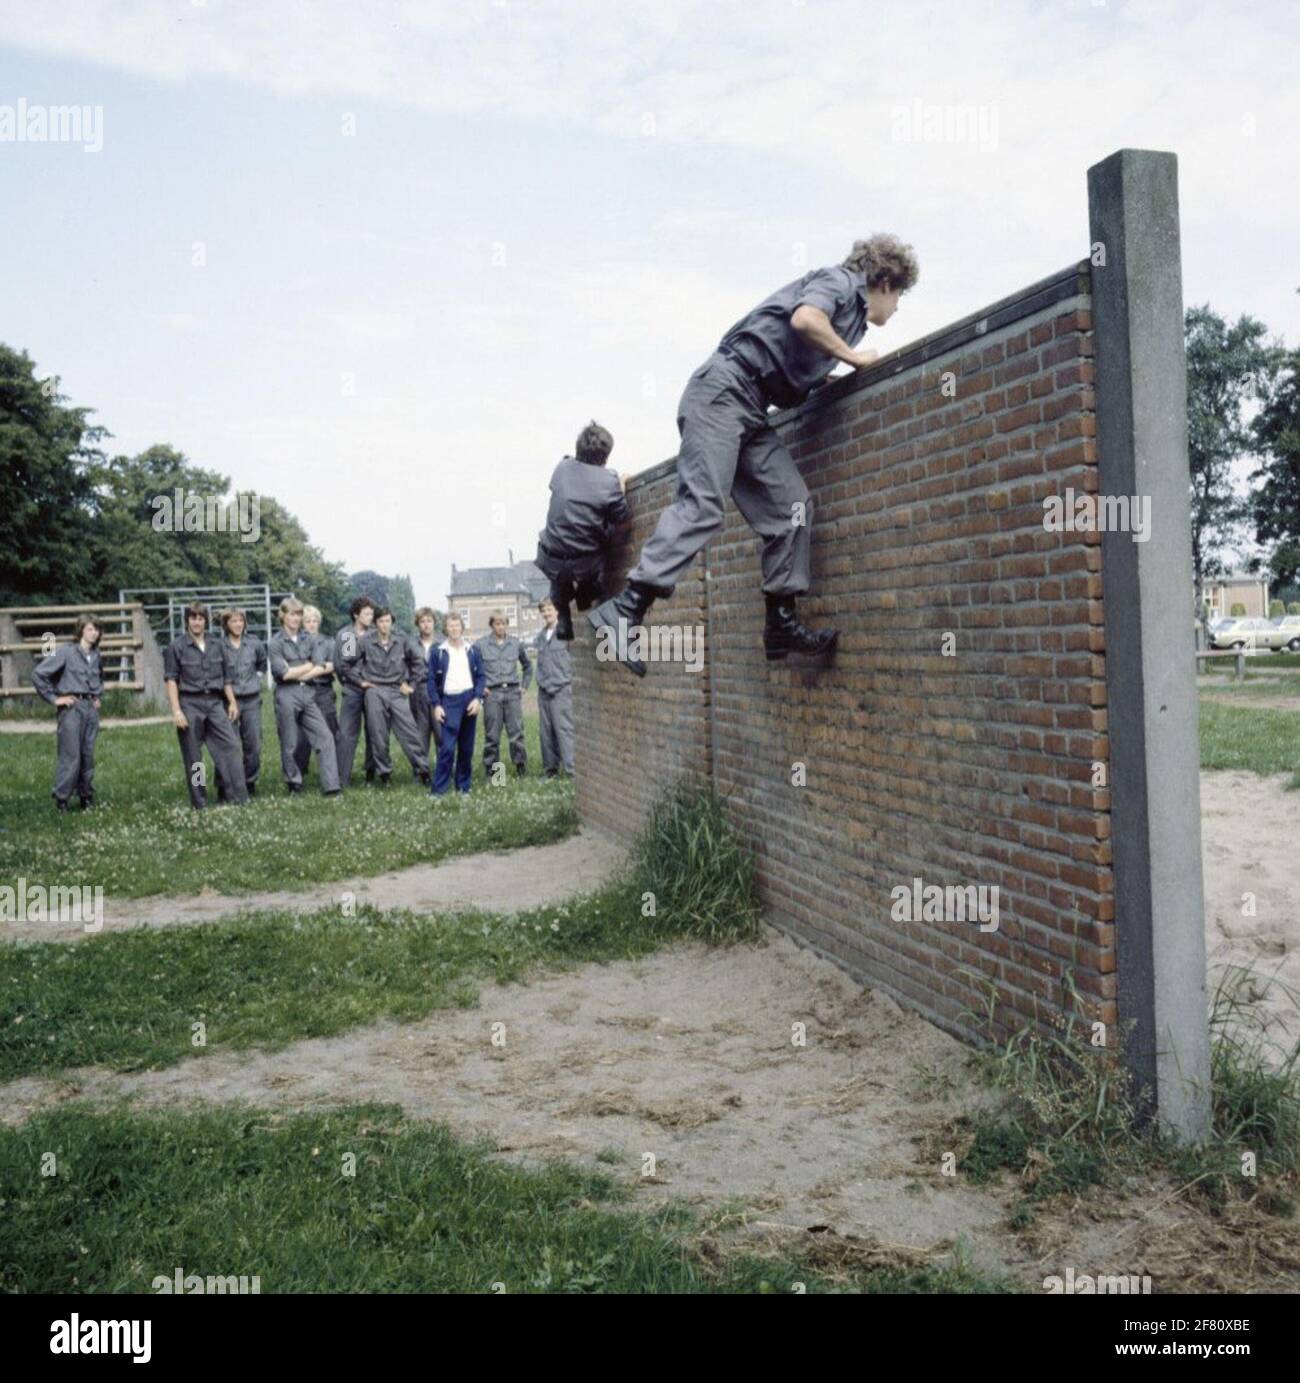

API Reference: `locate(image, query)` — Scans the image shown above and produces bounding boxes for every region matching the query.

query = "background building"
[1203,573,1270,619]
[447,553,550,638]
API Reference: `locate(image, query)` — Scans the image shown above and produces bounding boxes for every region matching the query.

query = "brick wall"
[575,262,1115,1047]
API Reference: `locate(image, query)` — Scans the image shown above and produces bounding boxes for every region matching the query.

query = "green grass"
[0,784,765,1080]
[0,694,577,896]
[1197,699,1300,787]
[1199,672,1300,698]
[0,1102,1016,1293]
[0,688,164,720]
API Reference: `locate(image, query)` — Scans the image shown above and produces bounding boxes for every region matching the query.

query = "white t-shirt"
[442,641,473,695]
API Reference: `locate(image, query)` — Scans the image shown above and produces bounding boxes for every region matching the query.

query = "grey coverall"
[31,642,103,805]
[217,634,267,797]
[164,633,249,809]
[535,456,631,607]
[475,633,532,774]
[626,264,870,596]
[334,624,378,787]
[269,629,340,792]
[358,632,429,780]
[294,631,341,777]
[533,627,574,777]
[408,636,442,762]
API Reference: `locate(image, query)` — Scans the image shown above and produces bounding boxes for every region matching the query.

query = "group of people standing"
[29,595,576,812]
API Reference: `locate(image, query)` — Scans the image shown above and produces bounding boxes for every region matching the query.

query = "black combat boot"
[587,581,659,678]
[554,600,575,641]
[763,594,839,662]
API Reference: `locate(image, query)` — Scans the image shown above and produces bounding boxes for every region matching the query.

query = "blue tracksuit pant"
[433,689,477,795]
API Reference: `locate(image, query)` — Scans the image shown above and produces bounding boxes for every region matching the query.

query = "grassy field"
[0,694,577,896]
[1197,699,1300,786]
[0,1103,1014,1294]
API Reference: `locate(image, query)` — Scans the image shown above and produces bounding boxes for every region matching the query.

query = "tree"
[0,344,104,603]
[1251,346,1300,589]
[1184,307,1279,615]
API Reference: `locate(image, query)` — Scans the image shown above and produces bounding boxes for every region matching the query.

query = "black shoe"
[247,782,257,799]
[587,581,659,678]
[79,796,94,810]
[555,601,575,641]
[324,789,341,799]
[544,769,558,779]
[287,783,303,795]
[365,768,376,784]
[418,770,432,787]
[377,774,390,788]
[763,594,839,662]
[55,799,69,813]
[515,762,527,778]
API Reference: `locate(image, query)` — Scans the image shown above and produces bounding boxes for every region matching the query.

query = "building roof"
[449,560,550,600]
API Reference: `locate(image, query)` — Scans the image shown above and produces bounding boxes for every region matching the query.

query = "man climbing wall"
[589,233,920,676]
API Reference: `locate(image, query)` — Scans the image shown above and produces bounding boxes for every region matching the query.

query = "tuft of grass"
[950,969,1300,1228]
[0,1103,1007,1293]
[631,783,762,944]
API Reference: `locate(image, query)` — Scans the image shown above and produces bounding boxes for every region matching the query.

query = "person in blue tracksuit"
[427,612,486,796]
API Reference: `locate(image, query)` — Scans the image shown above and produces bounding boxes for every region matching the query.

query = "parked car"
[1210,615,1300,651]
[1210,617,1271,649]
[1266,615,1300,652]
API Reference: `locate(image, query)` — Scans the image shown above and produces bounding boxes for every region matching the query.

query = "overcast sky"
[2,0,1296,607]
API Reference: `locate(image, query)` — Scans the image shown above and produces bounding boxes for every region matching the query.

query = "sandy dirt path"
[2,828,630,942]
[1200,771,1300,1054]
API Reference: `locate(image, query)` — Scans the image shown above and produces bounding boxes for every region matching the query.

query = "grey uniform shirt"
[335,625,369,690]
[164,634,229,694]
[718,264,869,407]
[476,634,533,690]
[32,643,103,702]
[533,627,572,694]
[539,456,631,558]
[357,632,419,687]
[220,635,267,697]
[268,630,321,686]
[303,631,335,685]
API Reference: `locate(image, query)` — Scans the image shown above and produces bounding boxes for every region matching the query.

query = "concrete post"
[1087,149,1211,1141]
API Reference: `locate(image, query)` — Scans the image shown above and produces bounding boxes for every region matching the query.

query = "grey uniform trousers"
[216,692,263,799]
[538,686,574,777]
[363,685,430,778]
[294,683,340,777]
[482,685,526,772]
[54,699,99,804]
[336,686,377,787]
[627,352,812,596]
[409,681,442,763]
[274,685,340,791]
[177,693,248,809]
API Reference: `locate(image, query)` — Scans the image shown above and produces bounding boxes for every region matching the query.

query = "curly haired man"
[589,234,919,676]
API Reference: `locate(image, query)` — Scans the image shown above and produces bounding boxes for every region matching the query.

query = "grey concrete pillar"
[1087,148,1211,1142]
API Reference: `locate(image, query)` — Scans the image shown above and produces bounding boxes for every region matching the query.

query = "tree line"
[0,343,417,629]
